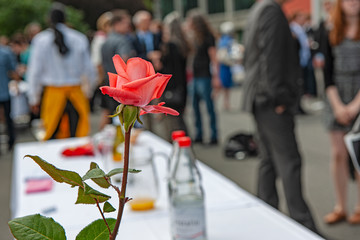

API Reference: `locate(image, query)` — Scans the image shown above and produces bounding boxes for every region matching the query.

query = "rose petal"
[113,55,128,79]
[108,73,129,88]
[146,60,155,76]
[151,74,172,99]
[126,58,149,81]
[100,86,142,105]
[122,74,171,107]
[140,104,179,116]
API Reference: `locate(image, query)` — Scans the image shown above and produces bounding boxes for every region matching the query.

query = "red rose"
[100,55,178,116]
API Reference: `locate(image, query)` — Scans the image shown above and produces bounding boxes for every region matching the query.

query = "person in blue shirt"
[0,45,17,151]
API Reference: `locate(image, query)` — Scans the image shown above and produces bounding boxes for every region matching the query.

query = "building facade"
[153,0,323,40]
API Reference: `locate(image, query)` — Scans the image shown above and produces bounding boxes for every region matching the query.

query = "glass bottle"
[169,130,186,170]
[168,130,186,199]
[169,137,207,240]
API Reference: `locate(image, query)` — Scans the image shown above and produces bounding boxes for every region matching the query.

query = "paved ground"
[1,86,360,239]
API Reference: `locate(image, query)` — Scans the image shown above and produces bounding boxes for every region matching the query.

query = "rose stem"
[110,125,132,240]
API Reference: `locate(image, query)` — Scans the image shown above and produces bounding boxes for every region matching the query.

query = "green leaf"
[83,162,110,189]
[25,155,83,187]
[9,214,66,240]
[76,186,97,204]
[108,104,124,118]
[106,168,141,177]
[75,184,111,204]
[103,201,116,213]
[76,218,116,240]
[83,168,106,180]
[123,105,139,131]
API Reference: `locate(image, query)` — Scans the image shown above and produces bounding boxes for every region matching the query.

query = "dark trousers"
[254,105,317,232]
[0,100,15,147]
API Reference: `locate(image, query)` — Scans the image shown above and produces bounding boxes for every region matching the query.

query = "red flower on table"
[100,55,179,116]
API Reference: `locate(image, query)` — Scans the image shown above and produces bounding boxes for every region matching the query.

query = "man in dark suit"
[131,10,161,61]
[242,0,317,232]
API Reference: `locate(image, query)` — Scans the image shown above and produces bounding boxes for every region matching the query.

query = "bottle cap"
[171,130,186,141]
[177,136,191,147]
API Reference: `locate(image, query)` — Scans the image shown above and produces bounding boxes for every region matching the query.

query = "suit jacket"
[131,31,161,60]
[242,0,300,114]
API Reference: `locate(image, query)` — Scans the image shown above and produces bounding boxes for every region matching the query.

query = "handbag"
[344,114,360,173]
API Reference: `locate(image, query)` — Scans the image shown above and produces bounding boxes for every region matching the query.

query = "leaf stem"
[95,200,111,235]
[110,125,132,240]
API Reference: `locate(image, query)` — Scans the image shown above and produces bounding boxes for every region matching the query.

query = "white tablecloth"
[11,131,323,240]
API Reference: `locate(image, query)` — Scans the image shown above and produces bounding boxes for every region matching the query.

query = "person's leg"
[201,78,217,142]
[257,107,317,231]
[3,100,15,149]
[254,108,279,209]
[192,79,202,142]
[64,100,79,138]
[324,131,349,223]
[348,171,360,224]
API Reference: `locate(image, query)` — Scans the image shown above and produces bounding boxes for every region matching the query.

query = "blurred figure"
[22,22,42,77]
[313,0,334,67]
[0,35,9,46]
[217,21,235,110]
[131,10,161,61]
[290,11,315,98]
[187,10,219,145]
[0,44,17,151]
[313,0,334,100]
[153,12,190,142]
[27,2,96,140]
[242,0,317,232]
[90,11,112,112]
[131,10,161,131]
[323,0,360,225]
[100,10,134,129]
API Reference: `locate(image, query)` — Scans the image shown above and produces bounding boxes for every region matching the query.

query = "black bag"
[224,133,258,160]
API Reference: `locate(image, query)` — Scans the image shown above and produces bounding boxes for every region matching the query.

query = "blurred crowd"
[0,2,244,151]
[1,0,360,235]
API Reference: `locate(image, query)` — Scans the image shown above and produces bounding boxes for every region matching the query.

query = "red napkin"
[61,143,94,157]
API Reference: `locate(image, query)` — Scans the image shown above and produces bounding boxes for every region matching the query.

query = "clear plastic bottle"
[169,137,207,240]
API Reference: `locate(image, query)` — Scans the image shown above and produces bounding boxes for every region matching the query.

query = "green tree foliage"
[0,0,89,37]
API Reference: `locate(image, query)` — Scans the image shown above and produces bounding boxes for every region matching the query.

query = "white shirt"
[27,24,97,105]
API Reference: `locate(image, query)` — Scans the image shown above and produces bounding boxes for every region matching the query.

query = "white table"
[11,131,324,240]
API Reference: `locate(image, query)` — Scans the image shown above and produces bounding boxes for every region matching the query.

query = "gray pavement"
[1,86,360,239]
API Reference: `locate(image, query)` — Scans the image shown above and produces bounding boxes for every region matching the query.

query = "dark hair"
[163,12,191,57]
[49,3,69,55]
[187,10,214,45]
[110,9,130,26]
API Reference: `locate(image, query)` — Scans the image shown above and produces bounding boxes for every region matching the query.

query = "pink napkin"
[25,178,53,194]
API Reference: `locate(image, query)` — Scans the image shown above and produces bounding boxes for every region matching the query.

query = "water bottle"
[169,137,207,240]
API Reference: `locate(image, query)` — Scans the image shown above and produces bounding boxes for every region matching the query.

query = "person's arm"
[208,36,221,90]
[346,91,360,120]
[324,35,352,125]
[82,38,97,92]
[5,49,19,80]
[27,36,44,114]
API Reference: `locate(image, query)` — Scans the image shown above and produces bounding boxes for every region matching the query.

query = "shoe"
[348,211,360,224]
[209,139,218,145]
[193,138,203,144]
[324,210,347,224]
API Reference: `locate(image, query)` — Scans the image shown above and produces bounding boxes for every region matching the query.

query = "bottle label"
[171,200,206,240]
